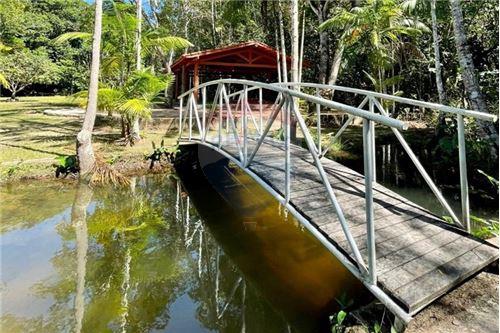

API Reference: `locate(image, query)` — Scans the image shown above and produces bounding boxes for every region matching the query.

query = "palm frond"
[400,0,419,12]
[119,98,151,119]
[154,36,192,50]
[53,31,92,44]
[319,10,355,31]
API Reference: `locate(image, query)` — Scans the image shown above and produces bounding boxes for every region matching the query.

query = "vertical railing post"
[363,117,376,284]
[457,114,470,232]
[285,96,291,203]
[179,96,183,137]
[243,85,248,166]
[316,88,321,156]
[218,84,223,148]
[259,88,263,133]
[188,93,193,141]
[369,98,376,182]
[202,86,206,141]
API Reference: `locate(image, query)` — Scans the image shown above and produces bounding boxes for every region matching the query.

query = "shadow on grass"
[0,142,66,157]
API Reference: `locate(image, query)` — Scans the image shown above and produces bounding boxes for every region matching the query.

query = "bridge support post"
[188,94,193,140]
[259,88,263,133]
[369,98,376,182]
[179,97,183,137]
[218,85,223,148]
[243,86,248,166]
[202,86,206,141]
[285,95,291,202]
[457,114,470,232]
[316,88,321,156]
[363,117,377,284]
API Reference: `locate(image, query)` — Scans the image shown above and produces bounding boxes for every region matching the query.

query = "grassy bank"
[0,96,177,183]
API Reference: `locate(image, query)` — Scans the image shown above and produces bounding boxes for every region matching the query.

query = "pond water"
[1,168,367,332]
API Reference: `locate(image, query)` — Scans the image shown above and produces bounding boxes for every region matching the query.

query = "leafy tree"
[56,0,190,142]
[0,48,59,99]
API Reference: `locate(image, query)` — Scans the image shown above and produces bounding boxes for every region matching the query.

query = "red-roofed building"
[171,41,290,98]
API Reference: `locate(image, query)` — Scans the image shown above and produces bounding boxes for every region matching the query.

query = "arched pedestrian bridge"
[175,79,498,324]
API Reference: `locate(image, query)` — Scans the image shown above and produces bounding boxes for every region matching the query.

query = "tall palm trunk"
[290,0,299,85]
[308,0,329,84]
[77,0,103,176]
[290,0,299,141]
[431,0,446,105]
[278,2,288,84]
[449,0,497,145]
[131,0,143,142]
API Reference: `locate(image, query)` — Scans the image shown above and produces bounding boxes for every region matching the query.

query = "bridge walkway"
[198,136,498,315]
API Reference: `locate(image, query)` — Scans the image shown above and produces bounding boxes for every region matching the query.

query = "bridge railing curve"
[176,79,496,322]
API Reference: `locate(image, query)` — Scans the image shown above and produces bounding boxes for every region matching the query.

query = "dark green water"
[0,171,366,333]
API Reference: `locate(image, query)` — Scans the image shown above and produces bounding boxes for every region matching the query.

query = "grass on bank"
[0,96,177,182]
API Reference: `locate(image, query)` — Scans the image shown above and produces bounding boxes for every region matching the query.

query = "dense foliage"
[0,0,497,117]
[0,0,92,95]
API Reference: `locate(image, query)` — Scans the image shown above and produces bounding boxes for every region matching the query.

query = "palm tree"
[56,1,191,144]
[77,0,103,176]
[320,0,428,95]
[75,70,173,141]
[131,0,143,142]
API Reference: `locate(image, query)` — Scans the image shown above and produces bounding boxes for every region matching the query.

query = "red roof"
[171,41,293,72]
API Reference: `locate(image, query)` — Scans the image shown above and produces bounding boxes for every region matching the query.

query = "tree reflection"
[3,175,299,333]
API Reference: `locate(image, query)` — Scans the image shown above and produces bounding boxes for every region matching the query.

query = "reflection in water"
[338,138,498,221]
[72,182,92,333]
[1,168,367,332]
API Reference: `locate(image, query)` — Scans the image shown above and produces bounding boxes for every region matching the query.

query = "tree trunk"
[135,0,142,71]
[308,0,329,84]
[298,12,305,85]
[210,0,218,47]
[290,0,299,142]
[290,0,299,85]
[449,0,497,145]
[327,44,344,86]
[449,0,486,112]
[278,2,288,83]
[431,0,446,104]
[77,0,102,177]
[130,0,143,143]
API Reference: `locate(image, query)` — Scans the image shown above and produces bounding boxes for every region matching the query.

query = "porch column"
[193,63,199,100]
[181,65,187,94]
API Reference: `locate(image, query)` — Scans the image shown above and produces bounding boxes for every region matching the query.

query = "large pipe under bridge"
[175,79,498,327]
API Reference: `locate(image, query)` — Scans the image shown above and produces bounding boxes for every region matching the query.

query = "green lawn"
[0,96,176,182]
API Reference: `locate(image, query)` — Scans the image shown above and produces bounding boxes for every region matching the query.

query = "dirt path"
[406,271,498,333]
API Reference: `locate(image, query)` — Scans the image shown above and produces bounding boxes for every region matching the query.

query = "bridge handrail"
[176,78,490,323]
[274,82,497,122]
[178,79,382,276]
[178,79,408,130]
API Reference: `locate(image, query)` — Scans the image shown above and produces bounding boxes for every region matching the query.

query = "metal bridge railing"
[176,78,496,322]
[275,82,497,233]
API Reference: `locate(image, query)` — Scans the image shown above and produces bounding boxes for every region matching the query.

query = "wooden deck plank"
[188,138,499,316]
